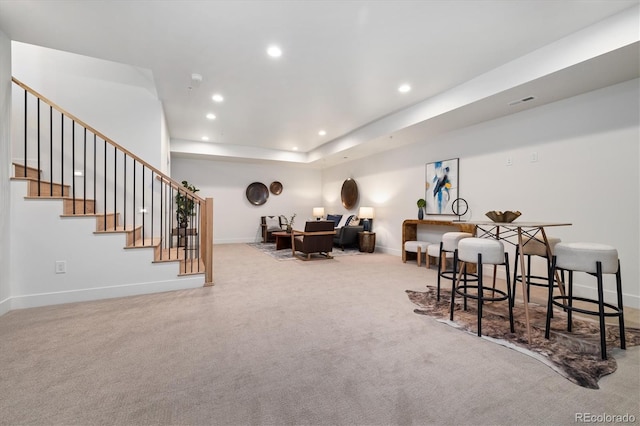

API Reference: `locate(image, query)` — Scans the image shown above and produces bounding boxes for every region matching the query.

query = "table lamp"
[358,206,375,232]
[313,207,325,220]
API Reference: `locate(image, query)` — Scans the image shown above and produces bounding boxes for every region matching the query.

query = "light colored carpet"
[0,244,638,425]
[247,242,362,260]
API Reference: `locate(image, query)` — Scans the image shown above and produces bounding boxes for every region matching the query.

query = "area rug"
[406,287,640,389]
[247,242,362,261]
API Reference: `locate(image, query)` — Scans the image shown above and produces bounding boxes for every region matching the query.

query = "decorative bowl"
[485,210,521,223]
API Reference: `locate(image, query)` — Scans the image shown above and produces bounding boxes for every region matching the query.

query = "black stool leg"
[544,256,557,339]
[567,270,573,332]
[477,253,483,337]
[504,252,514,333]
[450,261,463,321]
[616,260,626,350]
[512,244,519,305]
[596,261,607,360]
[526,254,532,299]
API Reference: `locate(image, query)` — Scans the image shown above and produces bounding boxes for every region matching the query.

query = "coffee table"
[272,231,293,250]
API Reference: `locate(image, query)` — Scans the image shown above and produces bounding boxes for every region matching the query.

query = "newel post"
[201,197,214,285]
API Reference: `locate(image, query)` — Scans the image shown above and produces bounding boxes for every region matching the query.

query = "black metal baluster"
[142,166,145,246]
[93,134,97,209]
[72,121,75,213]
[151,170,154,250]
[49,106,53,196]
[159,177,164,260]
[23,89,26,177]
[37,98,41,196]
[123,154,127,232]
[61,115,64,191]
[170,185,174,257]
[113,146,117,231]
[133,159,136,246]
[83,128,87,214]
[103,137,107,231]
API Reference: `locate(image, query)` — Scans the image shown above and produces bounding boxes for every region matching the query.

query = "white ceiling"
[0,0,638,167]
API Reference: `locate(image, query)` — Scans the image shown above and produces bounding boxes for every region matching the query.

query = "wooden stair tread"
[126,237,161,248]
[94,225,141,234]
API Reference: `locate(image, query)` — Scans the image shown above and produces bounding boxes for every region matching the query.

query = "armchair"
[261,215,283,243]
[291,221,336,260]
[333,224,364,250]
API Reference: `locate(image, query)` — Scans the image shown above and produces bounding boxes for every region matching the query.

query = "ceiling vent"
[508,96,535,106]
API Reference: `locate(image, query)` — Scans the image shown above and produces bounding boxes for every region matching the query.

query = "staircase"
[11,77,213,287]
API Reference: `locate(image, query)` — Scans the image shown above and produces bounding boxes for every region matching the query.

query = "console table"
[401,219,476,262]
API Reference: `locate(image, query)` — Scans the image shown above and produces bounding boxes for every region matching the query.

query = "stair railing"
[12,77,213,284]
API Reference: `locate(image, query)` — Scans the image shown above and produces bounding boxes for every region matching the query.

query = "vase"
[418,208,424,220]
[286,225,292,233]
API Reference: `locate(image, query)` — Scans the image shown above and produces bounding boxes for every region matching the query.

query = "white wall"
[9,180,203,309]
[323,79,640,308]
[0,30,11,315]
[170,157,322,243]
[11,42,165,170]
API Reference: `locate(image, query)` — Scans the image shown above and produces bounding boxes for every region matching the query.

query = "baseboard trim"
[8,277,205,311]
[0,296,11,316]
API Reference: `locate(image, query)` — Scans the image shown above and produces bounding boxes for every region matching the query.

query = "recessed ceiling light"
[398,84,411,93]
[292,146,298,151]
[206,113,216,120]
[201,136,209,141]
[267,45,282,58]
[318,130,326,136]
[212,94,224,103]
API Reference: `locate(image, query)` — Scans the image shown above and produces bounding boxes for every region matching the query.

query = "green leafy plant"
[417,198,426,208]
[280,213,296,231]
[176,180,200,227]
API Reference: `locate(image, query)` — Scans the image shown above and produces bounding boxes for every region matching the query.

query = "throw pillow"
[265,216,281,231]
[349,217,360,226]
[336,214,353,228]
[327,214,342,227]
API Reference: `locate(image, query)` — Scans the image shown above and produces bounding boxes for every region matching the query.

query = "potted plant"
[176,180,200,228]
[280,213,296,233]
[417,198,426,220]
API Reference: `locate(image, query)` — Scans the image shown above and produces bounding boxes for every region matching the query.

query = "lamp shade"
[359,206,375,219]
[313,207,325,218]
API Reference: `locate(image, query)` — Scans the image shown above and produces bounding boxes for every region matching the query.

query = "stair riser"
[28,180,70,197]
[14,164,41,179]
[126,227,143,246]
[63,199,96,215]
[96,213,120,230]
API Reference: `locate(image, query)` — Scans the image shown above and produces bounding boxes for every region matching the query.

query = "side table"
[358,231,376,253]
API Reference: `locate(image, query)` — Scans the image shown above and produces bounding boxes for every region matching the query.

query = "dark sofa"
[327,214,363,250]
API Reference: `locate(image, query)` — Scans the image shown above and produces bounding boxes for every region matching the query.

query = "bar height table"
[466,221,572,344]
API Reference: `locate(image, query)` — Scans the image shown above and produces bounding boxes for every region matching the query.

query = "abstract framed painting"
[425,158,459,215]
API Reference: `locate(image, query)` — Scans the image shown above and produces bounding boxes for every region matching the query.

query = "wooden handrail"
[11,77,203,202]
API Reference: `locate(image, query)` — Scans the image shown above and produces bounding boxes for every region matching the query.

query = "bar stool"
[403,241,431,267]
[426,243,452,269]
[545,242,625,360]
[450,238,514,336]
[512,236,561,304]
[437,232,474,301]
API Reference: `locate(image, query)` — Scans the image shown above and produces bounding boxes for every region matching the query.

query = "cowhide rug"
[406,288,640,389]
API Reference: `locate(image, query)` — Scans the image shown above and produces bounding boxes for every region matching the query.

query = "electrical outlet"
[506,156,513,166]
[55,260,66,274]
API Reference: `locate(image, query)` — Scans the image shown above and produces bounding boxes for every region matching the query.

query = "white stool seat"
[428,244,452,258]
[555,242,618,274]
[442,232,473,251]
[404,241,430,252]
[458,238,505,265]
[522,236,561,257]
